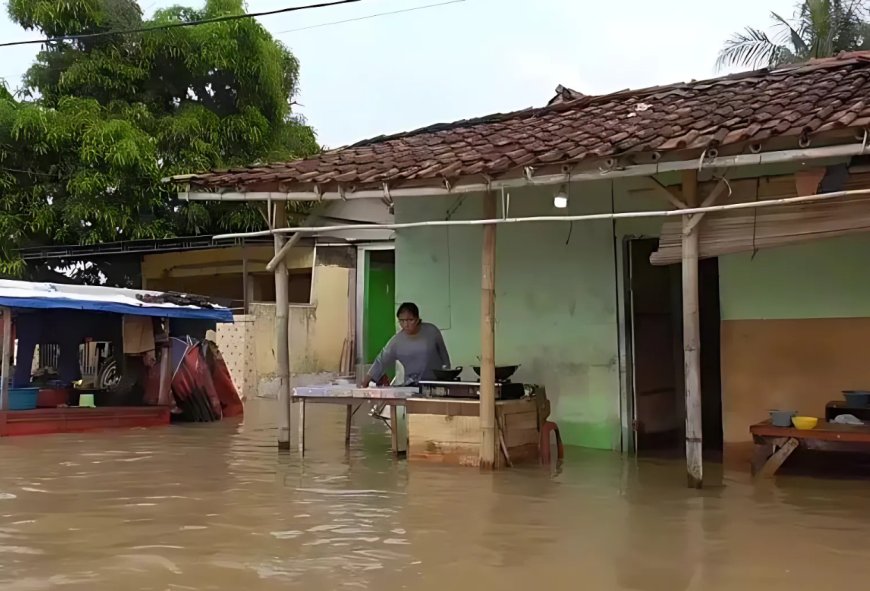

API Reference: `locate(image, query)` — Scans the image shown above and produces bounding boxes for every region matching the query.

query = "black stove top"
[417,380,525,400]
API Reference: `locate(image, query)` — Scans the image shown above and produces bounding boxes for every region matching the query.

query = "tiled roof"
[178,52,870,191]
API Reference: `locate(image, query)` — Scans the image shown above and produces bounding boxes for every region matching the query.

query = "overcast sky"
[0,0,798,148]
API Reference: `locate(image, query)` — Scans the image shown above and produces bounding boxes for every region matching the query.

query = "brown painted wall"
[721,317,870,443]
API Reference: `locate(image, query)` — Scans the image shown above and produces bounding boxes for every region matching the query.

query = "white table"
[292,384,418,455]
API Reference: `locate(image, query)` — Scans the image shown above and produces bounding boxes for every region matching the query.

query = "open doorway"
[357,246,396,371]
[626,238,722,456]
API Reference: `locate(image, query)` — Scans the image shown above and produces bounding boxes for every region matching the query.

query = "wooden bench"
[750,420,870,477]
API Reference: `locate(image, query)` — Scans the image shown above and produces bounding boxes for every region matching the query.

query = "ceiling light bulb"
[553,193,568,209]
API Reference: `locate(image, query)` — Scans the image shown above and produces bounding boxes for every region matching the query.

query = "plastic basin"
[792,416,818,430]
[843,391,870,407]
[37,387,70,408]
[8,387,38,411]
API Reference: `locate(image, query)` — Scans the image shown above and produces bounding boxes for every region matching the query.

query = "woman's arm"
[364,337,397,385]
[434,327,451,368]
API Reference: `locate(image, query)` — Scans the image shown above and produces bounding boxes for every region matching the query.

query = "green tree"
[716,0,870,70]
[0,0,318,280]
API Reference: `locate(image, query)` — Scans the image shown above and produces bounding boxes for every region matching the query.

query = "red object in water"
[172,344,222,417]
[37,388,70,408]
[0,406,170,437]
[209,349,244,418]
[540,420,565,464]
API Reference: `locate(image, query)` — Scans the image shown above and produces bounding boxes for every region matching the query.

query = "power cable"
[274,0,465,35]
[0,0,363,49]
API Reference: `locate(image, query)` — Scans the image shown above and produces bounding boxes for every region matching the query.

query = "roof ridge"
[343,52,870,150]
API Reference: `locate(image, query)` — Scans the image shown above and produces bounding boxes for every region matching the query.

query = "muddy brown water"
[0,400,869,590]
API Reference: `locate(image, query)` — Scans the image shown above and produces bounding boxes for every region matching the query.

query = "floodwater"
[0,401,869,591]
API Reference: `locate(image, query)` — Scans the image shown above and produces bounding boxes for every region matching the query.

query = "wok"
[433,367,463,381]
[472,365,519,382]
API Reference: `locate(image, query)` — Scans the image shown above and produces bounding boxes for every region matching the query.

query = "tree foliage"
[717,0,870,70]
[0,0,318,280]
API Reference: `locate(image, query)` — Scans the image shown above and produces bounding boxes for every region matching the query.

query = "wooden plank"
[757,437,799,478]
[409,448,481,467]
[497,398,538,414]
[409,414,481,445]
[751,443,773,476]
[682,170,703,489]
[345,404,353,447]
[406,399,481,417]
[506,443,540,464]
[503,410,538,430]
[505,427,539,448]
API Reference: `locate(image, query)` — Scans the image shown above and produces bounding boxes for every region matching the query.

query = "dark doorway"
[626,238,722,455]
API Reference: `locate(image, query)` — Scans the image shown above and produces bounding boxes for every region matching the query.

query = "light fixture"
[553,184,568,209]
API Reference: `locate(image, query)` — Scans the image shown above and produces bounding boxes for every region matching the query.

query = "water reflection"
[0,399,867,590]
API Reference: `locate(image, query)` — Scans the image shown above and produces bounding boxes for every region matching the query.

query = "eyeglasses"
[398,317,418,325]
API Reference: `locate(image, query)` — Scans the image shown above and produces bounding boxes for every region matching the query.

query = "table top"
[293,384,418,399]
[751,419,870,443]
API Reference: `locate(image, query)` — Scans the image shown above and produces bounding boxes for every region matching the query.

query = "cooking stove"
[418,380,526,400]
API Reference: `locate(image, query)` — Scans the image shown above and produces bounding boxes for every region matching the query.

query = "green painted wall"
[720,233,870,320]
[395,181,642,449]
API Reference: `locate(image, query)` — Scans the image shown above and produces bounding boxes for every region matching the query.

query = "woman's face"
[398,312,421,335]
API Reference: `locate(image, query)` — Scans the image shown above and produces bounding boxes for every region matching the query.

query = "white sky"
[0,0,798,148]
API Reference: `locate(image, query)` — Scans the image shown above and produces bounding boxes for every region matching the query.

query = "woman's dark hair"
[396,302,420,318]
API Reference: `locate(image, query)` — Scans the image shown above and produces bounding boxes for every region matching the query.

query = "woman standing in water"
[362,302,451,386]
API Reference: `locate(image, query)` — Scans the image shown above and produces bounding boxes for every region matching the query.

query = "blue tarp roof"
[0,280,233,323]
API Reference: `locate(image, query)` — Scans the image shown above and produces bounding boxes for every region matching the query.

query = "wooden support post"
[0,308,11,411]
[241,241,250,314]
[479,190,498,469]
[297,399,306,455]
[755,438,799,478]
[157,319,172,406]
[389,403,399,457]
[345,404,353,447]
[274,204,292,450]
[681,170,703,488]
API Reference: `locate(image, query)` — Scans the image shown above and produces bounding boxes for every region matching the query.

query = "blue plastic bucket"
[8,387,38,411]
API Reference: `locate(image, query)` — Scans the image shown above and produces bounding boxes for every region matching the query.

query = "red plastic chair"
[540,420,565,464]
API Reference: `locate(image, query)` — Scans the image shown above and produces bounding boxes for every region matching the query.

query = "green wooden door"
[363,251,396,364]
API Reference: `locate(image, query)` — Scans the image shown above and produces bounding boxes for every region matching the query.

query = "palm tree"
[716,0,870,70]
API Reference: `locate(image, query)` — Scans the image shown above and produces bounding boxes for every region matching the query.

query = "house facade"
[172,52,870,466]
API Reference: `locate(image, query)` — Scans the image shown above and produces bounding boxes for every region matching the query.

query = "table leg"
[297,399,306,456]
[756,437,799,478]
[390,404,399,457]
[345,404,353,448]
[751,443,772,476]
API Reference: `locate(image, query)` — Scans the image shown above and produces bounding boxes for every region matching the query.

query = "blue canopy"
[0,280,234,323]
